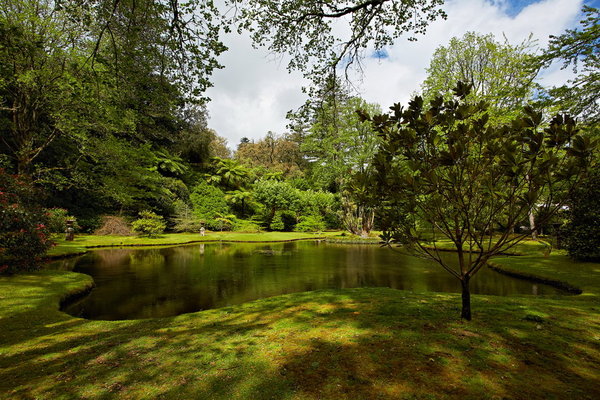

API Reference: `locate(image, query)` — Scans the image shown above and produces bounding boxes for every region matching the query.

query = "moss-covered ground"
[2,238,599,399]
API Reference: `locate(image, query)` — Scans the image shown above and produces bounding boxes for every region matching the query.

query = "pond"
[50,241,565,320]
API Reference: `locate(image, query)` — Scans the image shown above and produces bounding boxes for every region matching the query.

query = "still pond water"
[51,241,563,320]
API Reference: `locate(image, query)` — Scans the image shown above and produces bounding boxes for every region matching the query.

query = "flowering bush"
[0,170,52,273]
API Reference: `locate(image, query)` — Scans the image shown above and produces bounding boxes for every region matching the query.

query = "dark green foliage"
[131,211,166,237]
[362,83,595,319]
[565,169,600,260]
[0,170,52,273]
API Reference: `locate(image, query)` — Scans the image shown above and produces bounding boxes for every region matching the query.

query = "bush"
[270,210,296,231]
[233,219,262,233]
[46,208,79,233]
[294,215,326,232]
[190,181,229,220]
[94,216,133,236]
[131,211,166,237]
[171,200,203,233]
[0,170,52,273]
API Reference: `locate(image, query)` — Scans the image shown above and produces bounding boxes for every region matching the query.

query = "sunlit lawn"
[2,237,599,399]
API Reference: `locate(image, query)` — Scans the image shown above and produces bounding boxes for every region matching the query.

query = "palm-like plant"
[209,157,251,189]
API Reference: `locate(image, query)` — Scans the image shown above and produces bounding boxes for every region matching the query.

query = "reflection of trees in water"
[62,243,563,320]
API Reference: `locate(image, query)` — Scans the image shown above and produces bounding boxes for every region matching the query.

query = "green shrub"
[190,181,229,220]
[46,208,79,233]
[233,219,262,233]
[294,215,326,232]
[0,170,52,273]
[131,211,166,237]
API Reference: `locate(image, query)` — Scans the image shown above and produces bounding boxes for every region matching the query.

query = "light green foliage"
[190,181,230,221]
[232,219,262,233]
[363,82,595,319]
[131,211,166,237]
[171,200,203,233]
[422,32,539,124]
[46,208,79,234]
[539,6,599,124]
[294,215,326,232]
[254,180,300,222]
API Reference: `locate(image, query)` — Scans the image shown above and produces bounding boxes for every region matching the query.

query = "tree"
[539,6,599,124]
[564,167,600,261]
[290,77,381,235]
[235,132,306,177]
[421,32,540,123]
[360,83,595,320]
[228,0,446,80]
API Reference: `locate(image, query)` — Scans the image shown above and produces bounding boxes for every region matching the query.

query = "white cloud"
[206,0,585,149]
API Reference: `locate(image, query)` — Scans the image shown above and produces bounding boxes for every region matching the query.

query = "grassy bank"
[48,231,340,258]
[2,240,599,399]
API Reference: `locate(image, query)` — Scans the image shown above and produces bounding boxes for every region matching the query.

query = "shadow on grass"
[1,274,599,399]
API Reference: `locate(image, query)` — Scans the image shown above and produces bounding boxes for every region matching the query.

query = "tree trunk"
[529,209,537,240]
[460,277,471,321]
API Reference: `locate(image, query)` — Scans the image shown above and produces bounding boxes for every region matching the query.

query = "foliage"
[171,200,203,233]
[0,170,52,273]
[131,211,166,237]
[539,6,599,124]
[362,82,595,319]
[564,168,600,261]
[232,218,262,233]
[235,132,306,177]
[253,180,300,225]
[190,181,229,220]
[269,210,297,232]
[46,208,79,234]
[229,0,446,81]
[421,31,539,123]
[294,215,326,232]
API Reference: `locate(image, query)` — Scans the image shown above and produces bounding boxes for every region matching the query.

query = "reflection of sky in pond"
[49,242,567,320]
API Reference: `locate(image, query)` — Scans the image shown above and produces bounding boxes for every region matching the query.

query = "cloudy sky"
[205,0,598,149]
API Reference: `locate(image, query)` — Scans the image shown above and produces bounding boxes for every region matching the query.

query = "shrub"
[294,215,326,232]
[270,210,296,231]
[131,211,166,237]
[190,181,229,220]
[0,170,52,273]
[233,219,262,233]
[94,216,133,236]
[46,208,79,233]
[171,200,203,233]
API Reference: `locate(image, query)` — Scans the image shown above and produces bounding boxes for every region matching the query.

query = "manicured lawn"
[2,239,599,399]
[48,231,340,258]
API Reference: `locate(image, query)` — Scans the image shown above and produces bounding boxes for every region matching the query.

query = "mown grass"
[2,239,599,399]
[48,231,340,258]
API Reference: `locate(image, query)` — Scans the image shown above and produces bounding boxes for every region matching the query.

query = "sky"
[205,0,597,149]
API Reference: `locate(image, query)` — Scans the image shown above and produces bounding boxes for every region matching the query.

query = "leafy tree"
[228,0,446,81]
[190,180,229,221]
[421,31,539,123]
[290,77,381,234]
[206,157,252,190]
[253,179,300,227]
[564,167,600,261]
[361,83,595,320]
[539,6,599,124]
[235,131,306,177]
[132,210,166,237]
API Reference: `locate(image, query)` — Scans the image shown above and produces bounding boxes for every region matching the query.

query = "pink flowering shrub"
[0,169,52,273]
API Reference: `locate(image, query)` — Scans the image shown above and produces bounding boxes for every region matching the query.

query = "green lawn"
[2,238,599,399]
[48,231,340,258]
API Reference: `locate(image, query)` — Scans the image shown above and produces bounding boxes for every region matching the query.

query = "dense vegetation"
[1,2,598,303]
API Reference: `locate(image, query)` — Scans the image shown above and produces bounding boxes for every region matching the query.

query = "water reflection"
[49,242,566,320]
